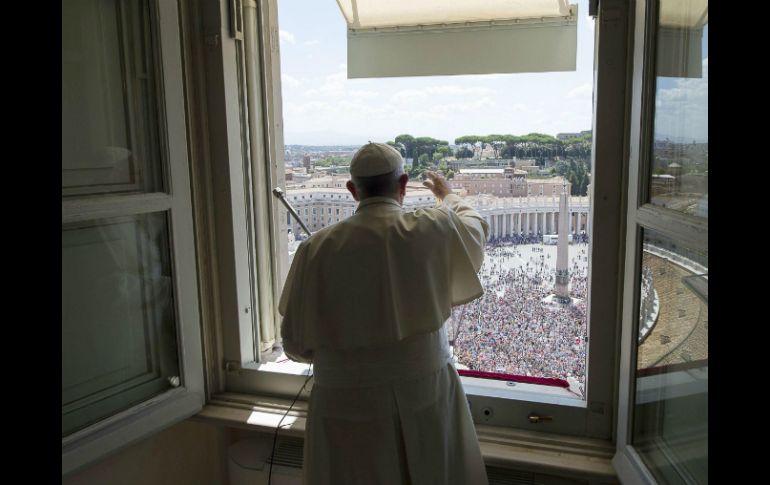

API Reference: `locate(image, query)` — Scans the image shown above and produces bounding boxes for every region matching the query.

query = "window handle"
[229,0,243,40]
[528,413,553,424]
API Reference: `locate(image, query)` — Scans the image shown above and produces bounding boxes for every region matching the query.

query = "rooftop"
[459,168,505,174]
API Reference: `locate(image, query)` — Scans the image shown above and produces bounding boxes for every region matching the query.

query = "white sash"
[312,327,452,389]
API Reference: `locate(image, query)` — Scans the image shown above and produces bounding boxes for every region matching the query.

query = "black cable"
[268,362,313,485]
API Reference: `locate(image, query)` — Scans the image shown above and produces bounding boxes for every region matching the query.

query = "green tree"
[434,146,451,161]
[386,140,404,156]
[394,134,416,160]
[407,165,423,179]
[455,147,474,159]
[454,135,485,158]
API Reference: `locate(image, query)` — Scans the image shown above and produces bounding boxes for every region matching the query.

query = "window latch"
[228,0,243,40]
[527,413,553,424]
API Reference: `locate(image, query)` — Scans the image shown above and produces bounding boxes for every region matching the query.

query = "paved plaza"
[449,241,590,388]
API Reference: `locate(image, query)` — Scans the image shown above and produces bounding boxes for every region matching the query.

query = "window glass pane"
[633,228,707,484]
[649,0,708,217]
[62,211,180,436]
[62,0,164,196]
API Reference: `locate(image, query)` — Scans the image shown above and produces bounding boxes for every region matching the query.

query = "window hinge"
[589,0,599,18]
[228,0,244,40]
[224,361,242,372]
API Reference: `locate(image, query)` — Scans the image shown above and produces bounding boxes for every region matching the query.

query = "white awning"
[657,0,708,78]
[659,0,708,29]
[336,0,578,78]
[336,0,573,30]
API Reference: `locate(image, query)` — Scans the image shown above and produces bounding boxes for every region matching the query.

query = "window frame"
[206,0,633,441]
[613,0,708,481]
[61,0,204,476]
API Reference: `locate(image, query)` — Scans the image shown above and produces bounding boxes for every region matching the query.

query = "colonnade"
[473,196,591,239]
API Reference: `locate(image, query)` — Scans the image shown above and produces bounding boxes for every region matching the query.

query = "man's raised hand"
[422,171,452,201]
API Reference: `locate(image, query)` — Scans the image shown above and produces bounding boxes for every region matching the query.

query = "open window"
[61,0,204,475]
[203,0,634,444]
[614,0,707,482]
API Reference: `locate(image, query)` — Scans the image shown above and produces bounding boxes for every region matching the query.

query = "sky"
[276,0,707,146]
[654,24,708,143]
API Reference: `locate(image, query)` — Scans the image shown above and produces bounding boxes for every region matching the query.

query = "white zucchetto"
[349,142,404,177]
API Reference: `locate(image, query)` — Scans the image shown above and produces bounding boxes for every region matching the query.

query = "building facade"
[285,187,590,240]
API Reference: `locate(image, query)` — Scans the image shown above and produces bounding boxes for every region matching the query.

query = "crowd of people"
[447,240,590,387]
[487,231,589,246]
[639,266,655,333]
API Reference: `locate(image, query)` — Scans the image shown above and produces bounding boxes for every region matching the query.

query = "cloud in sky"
[279,30,296,44]
[567,83,593,100]
[282,74,302,89]
[653,57,708,142]
[277,0,598,144]
[391,85,496,104]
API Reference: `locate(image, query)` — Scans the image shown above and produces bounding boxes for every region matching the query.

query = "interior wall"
[63,419,228,485]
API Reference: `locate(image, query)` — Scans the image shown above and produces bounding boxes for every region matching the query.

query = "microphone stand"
[272,187,312,237]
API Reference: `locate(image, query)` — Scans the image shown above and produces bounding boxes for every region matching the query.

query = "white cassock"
[279,193,490,485]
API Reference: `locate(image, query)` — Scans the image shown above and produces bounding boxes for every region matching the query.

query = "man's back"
[278,160,490,484]
[280,193,488,361]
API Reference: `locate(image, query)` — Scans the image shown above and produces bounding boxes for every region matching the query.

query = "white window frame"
[613,0,708,481]
[61,0,204,477]
[201,0,633,442]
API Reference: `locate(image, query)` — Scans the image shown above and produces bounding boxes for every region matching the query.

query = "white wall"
[63,420,227,485]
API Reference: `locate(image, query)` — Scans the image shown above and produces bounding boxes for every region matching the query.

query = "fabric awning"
[336,0,573,30]
[656,0,708,78]
[335,0,579,78]
[659,0,708,29]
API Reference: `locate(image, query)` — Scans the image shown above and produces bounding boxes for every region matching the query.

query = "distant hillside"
[286,144,361,152]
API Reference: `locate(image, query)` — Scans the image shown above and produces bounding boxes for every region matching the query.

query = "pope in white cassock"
[279,142,490,484]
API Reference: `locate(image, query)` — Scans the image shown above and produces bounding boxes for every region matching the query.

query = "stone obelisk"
[554,183,571,303]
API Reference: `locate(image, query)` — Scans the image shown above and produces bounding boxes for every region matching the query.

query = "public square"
[448,240,590,388]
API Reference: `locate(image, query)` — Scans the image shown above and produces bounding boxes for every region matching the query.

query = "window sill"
[461,375,586,407]
[196,394,617,483]
[240,359,585,407]
[62,388,204,478]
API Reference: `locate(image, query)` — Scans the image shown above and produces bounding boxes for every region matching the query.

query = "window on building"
[615,0,707,482]
[62,0,203,473]
[203,0,631,443]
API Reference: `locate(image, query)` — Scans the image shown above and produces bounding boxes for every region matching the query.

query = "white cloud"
[427,97,496,116]
[303,40,321,46]
[567,83,593,100]
[281,74,302,89]
[391,85,495,104]
[348,90,380,99]
[303,71,346,98]
[653,57,708,142]
[390,89,426,103]
[279,30,296,44]
[284,100,331,116]
[300,71,380,102]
